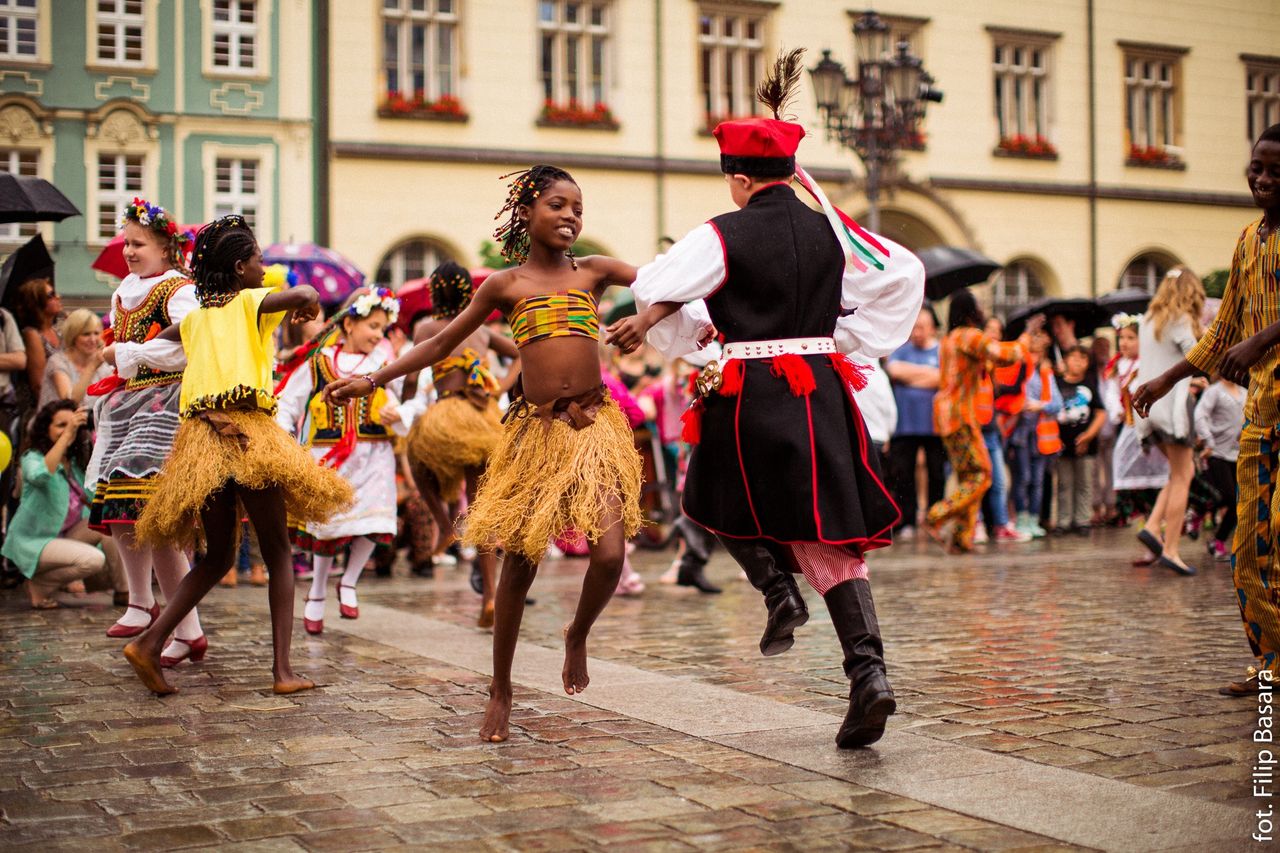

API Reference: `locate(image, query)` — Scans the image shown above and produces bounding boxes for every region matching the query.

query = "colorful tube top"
[509,289,599,348]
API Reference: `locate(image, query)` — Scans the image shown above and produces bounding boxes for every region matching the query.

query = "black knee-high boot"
[824,579,895,748]
[674,516,721,594]
[717,536,809,656]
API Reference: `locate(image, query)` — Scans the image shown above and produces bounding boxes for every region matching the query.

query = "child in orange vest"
[1009,325,1062,538]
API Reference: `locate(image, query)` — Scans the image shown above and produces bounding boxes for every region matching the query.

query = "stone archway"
[869,208,946,252]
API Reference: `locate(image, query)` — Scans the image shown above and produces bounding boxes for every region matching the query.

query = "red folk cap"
[713,118,805,176]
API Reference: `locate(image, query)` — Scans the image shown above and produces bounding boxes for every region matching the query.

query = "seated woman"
[1,399,125,608]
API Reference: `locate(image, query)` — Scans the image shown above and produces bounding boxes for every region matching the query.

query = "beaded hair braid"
[429,260,474,319]
[492,165,578,269]
[190,215,257,308]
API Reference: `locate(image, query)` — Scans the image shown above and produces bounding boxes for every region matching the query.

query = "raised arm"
[327,277,504,403]
[260,284,320,322]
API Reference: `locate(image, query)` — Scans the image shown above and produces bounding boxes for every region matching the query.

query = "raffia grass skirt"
[136,409,354,548]
[407,395,503,502]
[463,396,643,561]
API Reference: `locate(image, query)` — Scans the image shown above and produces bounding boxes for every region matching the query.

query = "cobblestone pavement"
[0,526,1262,850]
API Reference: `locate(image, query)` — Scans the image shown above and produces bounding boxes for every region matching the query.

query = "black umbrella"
[0,234,54,303]
[917,246,1002,301]
[1096,287,1151,320]
[1003,297,1103,341]
[0,174,80,224]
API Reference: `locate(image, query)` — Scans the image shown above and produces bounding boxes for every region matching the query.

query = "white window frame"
[991,32,1055,143]
[697,5,768,128]
[1121,44,1185,156]
[1121,254,1175,294]
[537,1,611,107]
[0,147,38,244]
[992,260,1046,321]
[206,0,268,78]
[1245,56,1280,143]
[375,237,455,292]
[0,0,39,62]
[202,142,274,244]
[93,0,147,67]
[381,0,459,103]
[94,152,146,241]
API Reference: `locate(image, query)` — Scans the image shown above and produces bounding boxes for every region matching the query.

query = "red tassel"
[829,353,871,393]
[769,354,817,397]
[273,341,319,395]
[320,405,358,468]
[143,322,162,342]
[102,326,115,345]
[87,374,126,397]
[718,358,744,396]
[680,401,703,445]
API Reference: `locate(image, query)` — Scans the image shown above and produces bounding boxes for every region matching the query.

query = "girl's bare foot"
[272,672,316,694]
[562,623,590,695]
[477,599,495,629]
[123,641,176,695]
[480,682,512,742]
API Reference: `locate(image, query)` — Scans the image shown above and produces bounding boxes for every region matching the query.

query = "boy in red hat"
[608,50,925,748]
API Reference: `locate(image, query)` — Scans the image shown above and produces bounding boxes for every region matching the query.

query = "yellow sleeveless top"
[508,289,599,349]
[178,287,283,418]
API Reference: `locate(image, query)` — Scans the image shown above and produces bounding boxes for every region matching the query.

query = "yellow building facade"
[327,0,1280,317]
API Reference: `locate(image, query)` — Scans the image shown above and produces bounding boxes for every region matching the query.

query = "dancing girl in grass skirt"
[405,261,521,627]
[122,215,352,696]
[328,165,681,742]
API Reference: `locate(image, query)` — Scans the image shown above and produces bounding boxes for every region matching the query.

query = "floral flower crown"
[119,197,191,246]
[1110,312,1141,330]
[347,287,399,325]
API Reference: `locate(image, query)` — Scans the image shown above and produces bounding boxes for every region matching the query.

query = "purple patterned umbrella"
[262,242,366,306]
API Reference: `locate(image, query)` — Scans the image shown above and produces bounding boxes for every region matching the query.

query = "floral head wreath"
[119,197,192,247]
[1111,312,1141,331]
[346,286,400,325]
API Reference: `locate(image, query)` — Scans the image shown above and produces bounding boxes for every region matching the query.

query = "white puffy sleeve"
[275,357,314,436]
[631,223,722,360]
[834,234,925,358]
[113,282,199,378]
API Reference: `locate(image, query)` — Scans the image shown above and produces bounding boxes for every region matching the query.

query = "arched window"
[375,238,456,290]
[991,259,1046,320]
[1120,252,1178,293]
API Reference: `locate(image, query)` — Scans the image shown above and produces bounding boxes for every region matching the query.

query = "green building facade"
[0,0,315,305]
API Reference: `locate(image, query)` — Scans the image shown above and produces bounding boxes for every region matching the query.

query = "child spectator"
[1195,376,1245,562]
[1054,344,1106,534]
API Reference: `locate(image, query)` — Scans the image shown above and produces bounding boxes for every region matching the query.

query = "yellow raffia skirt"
[463,393,643,561]
[136,409,354,548]
[407,394,503,502]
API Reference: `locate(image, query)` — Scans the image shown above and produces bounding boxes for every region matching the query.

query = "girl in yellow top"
[121,215,352,697]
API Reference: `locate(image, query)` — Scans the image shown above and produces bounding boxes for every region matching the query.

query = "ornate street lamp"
[809,11,943,233]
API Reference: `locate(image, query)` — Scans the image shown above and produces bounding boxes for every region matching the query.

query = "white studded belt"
[721,337,836,360]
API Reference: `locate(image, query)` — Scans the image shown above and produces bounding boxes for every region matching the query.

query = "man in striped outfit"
[1135,123,1280,696]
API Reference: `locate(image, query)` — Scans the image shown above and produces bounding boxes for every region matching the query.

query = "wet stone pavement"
[0,526,1264,851]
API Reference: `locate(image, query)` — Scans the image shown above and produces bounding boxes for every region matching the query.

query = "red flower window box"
[378,92,469,122]
[1126,143,1184,169]
[537,100,619,130]
[995,134,1058,160]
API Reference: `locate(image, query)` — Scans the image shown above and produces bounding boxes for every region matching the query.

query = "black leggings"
[1205,455,1238,545]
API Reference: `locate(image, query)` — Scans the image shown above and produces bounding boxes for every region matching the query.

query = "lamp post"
[809,11,942,233]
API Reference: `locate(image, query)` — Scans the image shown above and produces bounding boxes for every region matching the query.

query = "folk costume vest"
[305,348,393,447]
[115,274,189,390]
[681,185,899,551]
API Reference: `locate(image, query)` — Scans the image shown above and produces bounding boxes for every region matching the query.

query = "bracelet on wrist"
[362,373,382,390]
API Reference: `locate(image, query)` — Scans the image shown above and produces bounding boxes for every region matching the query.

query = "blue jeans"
[1011,422,1051,516]
[980,425,1009,528]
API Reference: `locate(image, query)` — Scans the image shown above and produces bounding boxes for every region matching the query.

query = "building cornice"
[1116,40,1191,56]
[928,176,1253,208]
[330,141,854,183]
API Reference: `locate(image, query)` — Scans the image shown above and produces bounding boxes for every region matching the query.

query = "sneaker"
[1208,539,1231,562]
[896,525,916,541]
[972,526,989,544]
[995,524,1031,543]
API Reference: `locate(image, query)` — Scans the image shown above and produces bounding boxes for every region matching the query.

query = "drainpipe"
[1086,0,1098,296]
[654,0,666,247]
[314,0,331,245]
